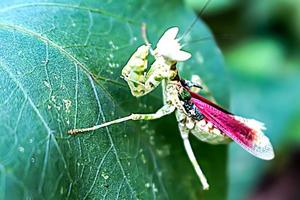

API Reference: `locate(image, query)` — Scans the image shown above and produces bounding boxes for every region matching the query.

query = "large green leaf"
[0,0,228,199]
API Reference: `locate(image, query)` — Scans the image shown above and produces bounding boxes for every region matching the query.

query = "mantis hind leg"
[178,124,209,190]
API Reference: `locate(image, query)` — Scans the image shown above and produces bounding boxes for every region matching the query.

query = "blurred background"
[185,0,300,199]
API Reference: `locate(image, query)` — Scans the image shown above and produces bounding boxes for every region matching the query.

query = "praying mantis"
[68,24,274,190]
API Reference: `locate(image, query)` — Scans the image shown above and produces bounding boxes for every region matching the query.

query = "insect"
[68,24,274,190]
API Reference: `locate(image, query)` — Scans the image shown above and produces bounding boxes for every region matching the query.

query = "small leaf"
[0,0,228,199]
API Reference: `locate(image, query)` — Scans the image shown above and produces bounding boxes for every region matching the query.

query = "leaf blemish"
[51,95,56,102]
[43,80,51,89]
[101,171,109,180]
[108,40,119,50]
[145,183,151,188]
[156,145,171,157]
[195,52,204,64]
[152,183,158,193]
[63,99,72,113]
[18,146,25,153]
[141,153,147,164]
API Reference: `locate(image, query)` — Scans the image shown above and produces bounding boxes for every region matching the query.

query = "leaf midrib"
[0,2,138,25]
[0,21,139,198]
[0,23,126,87]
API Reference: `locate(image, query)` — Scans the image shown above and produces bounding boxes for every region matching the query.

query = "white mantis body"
[68,26,274,190]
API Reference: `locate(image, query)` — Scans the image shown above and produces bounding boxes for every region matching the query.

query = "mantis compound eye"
[178,88,191,101]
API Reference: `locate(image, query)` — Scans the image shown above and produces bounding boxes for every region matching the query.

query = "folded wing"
[190,91,274,160]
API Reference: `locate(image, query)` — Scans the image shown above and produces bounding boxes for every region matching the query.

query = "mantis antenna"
[180,0,212,41]
[181,36,213,48]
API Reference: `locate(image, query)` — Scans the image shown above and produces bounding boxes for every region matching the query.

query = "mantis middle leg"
[68,104,176,134]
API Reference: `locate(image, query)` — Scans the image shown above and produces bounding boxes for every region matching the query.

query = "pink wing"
[190,91,274,160]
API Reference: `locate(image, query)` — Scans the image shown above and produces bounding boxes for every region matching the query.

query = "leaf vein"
[39,134,51,194]
[0,60,72,191]
[116,178,125,199]
[88,75,137,197]
[0,164,6,200]
[0,2,138,24]
[149,147,169,199]
[73,63,79,129]
[0,23,126,88]
[83,145,113,200]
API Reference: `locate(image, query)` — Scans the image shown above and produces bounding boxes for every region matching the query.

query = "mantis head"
[154,27,191,62]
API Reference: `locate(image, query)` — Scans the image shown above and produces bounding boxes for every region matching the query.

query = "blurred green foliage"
[185,0,237,14]
[186,0,300,199]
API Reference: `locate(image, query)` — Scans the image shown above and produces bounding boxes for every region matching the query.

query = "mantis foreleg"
[122,44,176,97]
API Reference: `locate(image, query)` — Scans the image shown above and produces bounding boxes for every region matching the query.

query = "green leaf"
[0,0,228,199]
